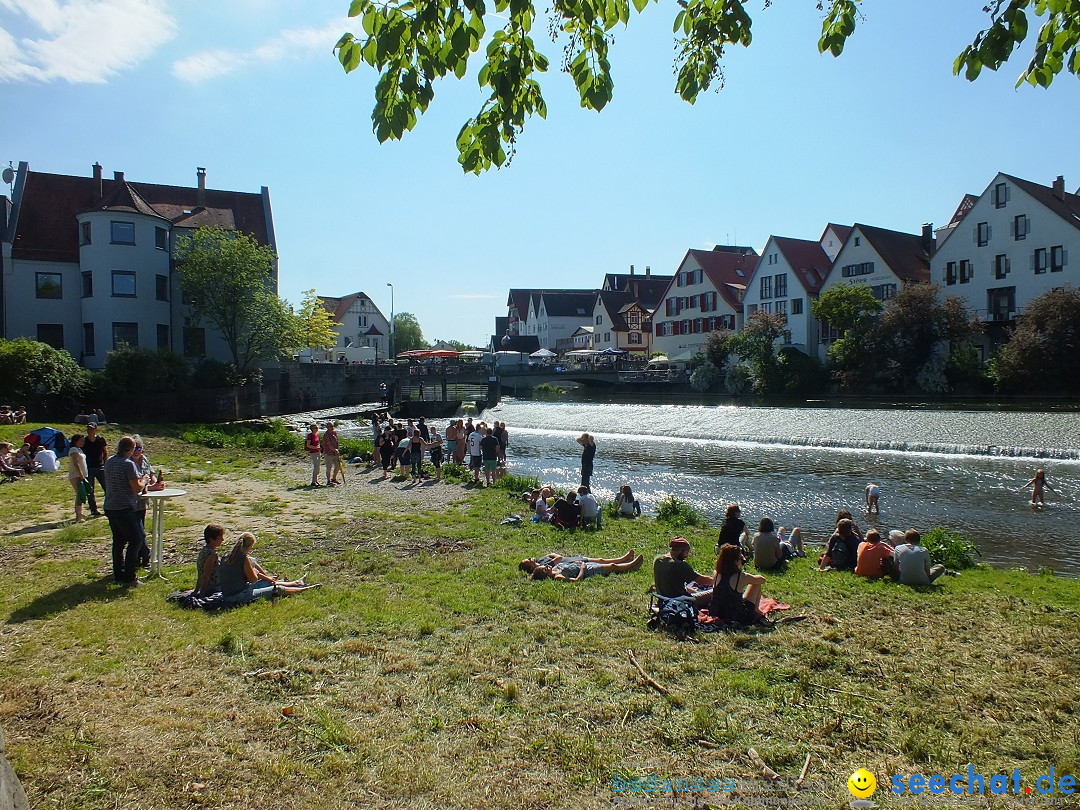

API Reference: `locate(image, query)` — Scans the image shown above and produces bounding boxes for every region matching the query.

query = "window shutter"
[987,225,992,240]
[1010,219,1015,237]
[1030,253,1035,272]
[1025,215,1031,235]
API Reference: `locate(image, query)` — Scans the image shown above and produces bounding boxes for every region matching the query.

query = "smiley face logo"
[848,768,877,799]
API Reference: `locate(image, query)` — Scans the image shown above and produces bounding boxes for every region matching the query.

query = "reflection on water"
[480,399,1080,576]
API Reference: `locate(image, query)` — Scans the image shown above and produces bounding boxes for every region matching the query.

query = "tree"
[0,338,88,412]
[442,339,473,352]
[991,287,1080,393]
[175,227,294,378]
[812,284,884,387]
[335,0,1080,172]
[703,329,733,371]
[391,312,426,354]
[728,310,789,395]
[293,289,339,353]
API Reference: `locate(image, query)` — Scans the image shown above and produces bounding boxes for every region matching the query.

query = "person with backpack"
[819,518,860,571]
[653,537,713,608]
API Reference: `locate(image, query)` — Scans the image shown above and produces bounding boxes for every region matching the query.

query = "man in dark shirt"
[82,423,108,517]
[479,427,500,487]
[653,537,714,608]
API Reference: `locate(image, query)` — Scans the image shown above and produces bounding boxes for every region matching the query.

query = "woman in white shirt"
[67,434,90,522]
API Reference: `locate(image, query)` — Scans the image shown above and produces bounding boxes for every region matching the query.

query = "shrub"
[181,419,303,453]
[440,462,471,484]
[0,337,88,412]
[532,383,566,398]
[494,472,541,492]
[655,495,707,528]
[98,346,190,396]
[921,527,980,569]
[338,438,374,460]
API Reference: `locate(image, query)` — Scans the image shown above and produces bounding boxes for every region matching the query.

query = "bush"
[494,472,541,492]
[0,337,88,412]
[532,383,566,398]
[725,364,753,396]
[180,419,303,453]
[777,347,825,396]
[98,346,190,396]
[339,438,374,460]
[440,462,471,484]
[690,361,724,392]
[655,495,707,528]
[921,527,980,569]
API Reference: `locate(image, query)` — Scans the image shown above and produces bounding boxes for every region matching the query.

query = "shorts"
[483,459,497,471]
[71,478,88,506]
[469,455,482,471]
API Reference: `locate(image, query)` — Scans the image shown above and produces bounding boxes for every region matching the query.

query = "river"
[472,397,1080,576]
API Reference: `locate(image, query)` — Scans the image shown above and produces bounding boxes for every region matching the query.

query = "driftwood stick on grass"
[747,747,782,782]
[627,650,670,695]
[796,753,812,788]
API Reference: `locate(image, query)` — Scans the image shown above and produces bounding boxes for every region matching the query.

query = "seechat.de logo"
[848,768,877,808]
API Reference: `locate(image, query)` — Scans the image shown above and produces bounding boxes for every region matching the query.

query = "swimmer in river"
[1021,468,1055,507]
[865,482,880,515]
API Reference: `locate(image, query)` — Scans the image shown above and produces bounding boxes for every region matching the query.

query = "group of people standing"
[304,421,345,487]
[371,415,511,486]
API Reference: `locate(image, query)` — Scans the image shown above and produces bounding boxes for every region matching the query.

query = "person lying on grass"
[519,549,643,581]
[218,532,321,605]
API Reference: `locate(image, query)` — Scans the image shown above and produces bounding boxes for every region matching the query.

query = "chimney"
[629,264,635,275]
[1053,175,1065,200]
[92,162,102,200]
[113,170,124,183]
[921,222,935,257]
[197,167,206,208]
[645,265,651,276]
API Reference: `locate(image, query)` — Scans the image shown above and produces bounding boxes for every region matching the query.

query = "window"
[36,324,64,349]
[959,260,973,284]
[156,274,169,301]
[945,261,958,285]
[1051,245,1066,273]
[760,275,773,299]
[994,254,1010,279]
[112,322,139,349]
[790,298,803,315]
[82,271,93,298]
[1034,248,1048,274]
[988,287,1016,321]
[762,302,773,314]
[183,327,206,357]
[721,315,735,331]
[110,221,135,244]
[1013,215,1029,241]
[628,311,640,328]
[746,303,758,316]
[358,315,367,327]
[976,222,990,247]
[155,227,168,250]
[604,332,611,342]
[994,182,1008,208]
[842,262,874,277]
[157,324,170,350]
[628,331,642,344]
[774,300,787,314]
[112,270,136,297]
[83,323,95,356]
[80,221,92,245]
[35,272,62,299]
[775,273,788,298]
[871,283,898,300]
[596,314,602,324]
[854,236,861,246]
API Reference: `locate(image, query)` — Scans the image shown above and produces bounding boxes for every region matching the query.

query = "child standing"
[1023,468,1055,506]
[67,434,89,522]
[865,482,881,515]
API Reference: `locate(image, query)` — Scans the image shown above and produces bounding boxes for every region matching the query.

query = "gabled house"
[652,247,758,360]
[601,266,674,311]
[589,290,652,355]
[1,161,276,369]
[819,224,852,262]
[318,291,390,361]
[741,236,830,355]
[529,289,596,349]
[569,325,594,350]
[817,223,933,359]
[506,289,534,336]
[933,172,1079,356]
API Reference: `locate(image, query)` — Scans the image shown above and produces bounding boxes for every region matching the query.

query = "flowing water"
[470,397,1080,576]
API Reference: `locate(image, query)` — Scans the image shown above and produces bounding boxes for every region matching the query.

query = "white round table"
[140,488,187,578]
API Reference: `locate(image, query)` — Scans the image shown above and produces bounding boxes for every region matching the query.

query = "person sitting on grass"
[0,443,25,479]
[552,491,581,529]
[854,528,896,580]
[193,524,227,597]
[532,492,553,523]
[519,549,643,581]
[710,543,766,627]
[578,486,602,529]
[752,517,805,571]
[13,443,41,473]
[616,484,641,517]
[653,537,714,608]
[218,532,321,605]
[893,529,946,586]
[819,518,860,572]
[717,503,750,554]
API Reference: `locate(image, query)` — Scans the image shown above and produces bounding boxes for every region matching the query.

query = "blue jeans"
[87,467,106,513]
[223,582,277,605]
[105,508,144,583]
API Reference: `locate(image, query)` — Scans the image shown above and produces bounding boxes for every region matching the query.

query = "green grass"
[0,424,1078,809]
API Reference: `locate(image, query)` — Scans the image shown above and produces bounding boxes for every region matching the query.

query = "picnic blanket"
[695,597,791,631]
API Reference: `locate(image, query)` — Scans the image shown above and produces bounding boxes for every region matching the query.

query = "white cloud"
[172,18,345,83]
[0,0,176,83]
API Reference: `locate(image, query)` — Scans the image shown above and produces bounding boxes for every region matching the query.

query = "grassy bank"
[0,423,1077,809]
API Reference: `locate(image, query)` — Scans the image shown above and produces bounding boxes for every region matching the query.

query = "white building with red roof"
[651,246,757,360]
[317,292,390,361]
[741,235,831,355]
[1,161,276,369]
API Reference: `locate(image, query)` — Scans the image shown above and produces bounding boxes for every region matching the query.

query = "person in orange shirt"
[855,529,896,579]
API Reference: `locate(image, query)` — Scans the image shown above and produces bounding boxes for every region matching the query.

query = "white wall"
[652,255,739,359]
[741,238,816,354]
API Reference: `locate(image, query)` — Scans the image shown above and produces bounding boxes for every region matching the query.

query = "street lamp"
[386,282,395,360]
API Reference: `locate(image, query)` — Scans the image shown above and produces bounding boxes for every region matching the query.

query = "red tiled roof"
[773,236,831,294]
[688,248,757,311]
[10,169,270,263]
[855,224,931,283]
[318,291,378,323]
[821,223,852,244]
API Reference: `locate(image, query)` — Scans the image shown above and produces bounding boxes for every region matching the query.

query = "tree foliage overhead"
[336,0,1079,172]
[175,227,294,378]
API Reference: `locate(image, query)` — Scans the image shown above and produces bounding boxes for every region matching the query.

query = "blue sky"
[3,0,1078,346]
